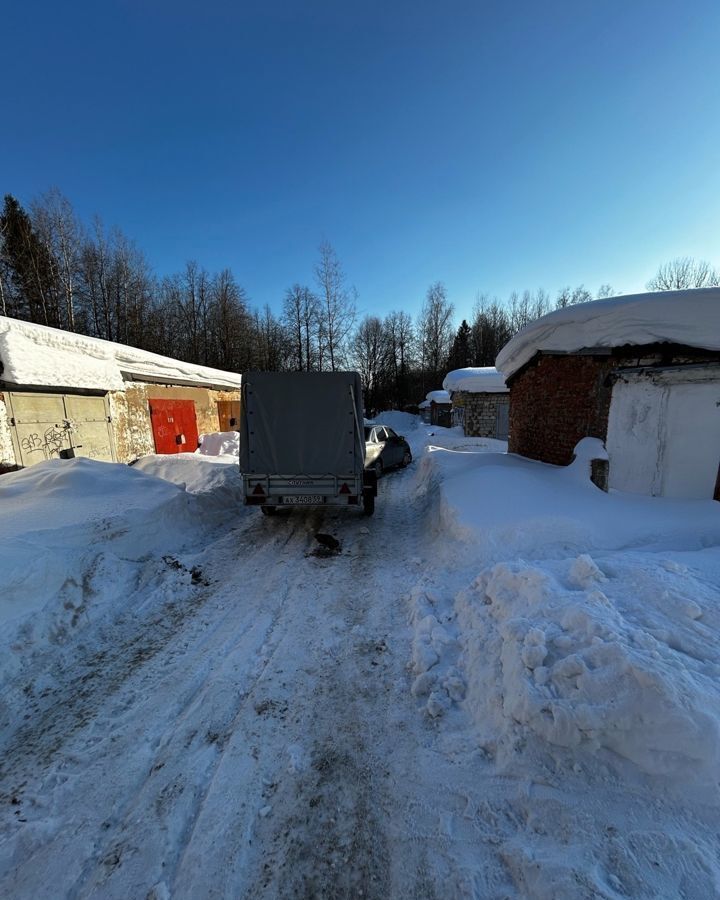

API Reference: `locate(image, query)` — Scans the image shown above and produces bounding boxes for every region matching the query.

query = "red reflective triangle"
[252,483,265,495]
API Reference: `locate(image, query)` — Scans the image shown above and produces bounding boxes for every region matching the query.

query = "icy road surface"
[1,456,512,898]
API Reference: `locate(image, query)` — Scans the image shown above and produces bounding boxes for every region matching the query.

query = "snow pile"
[457,557,720,781]
[0,455,245,675]
[408,585,465,718]
[0,459,191,646]
[426,389,450,404]
[496,287,720,380]
[409,432,720,789]
[134,452,242,497]
[442,366,507,394]
[0,315,243,391]
[196,431,240,457]
[366,410,420,435]
[418,447,720,561]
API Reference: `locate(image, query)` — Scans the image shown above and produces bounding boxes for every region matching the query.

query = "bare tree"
[555,285,593,309]
[509,289,549,330]
[282,284,319,371]
[206,269,253,372]
[646,257,720,291]
[418,282,454,387]
[31,188,84,331]
[252,305,288,371]
[470,293,512,366]
[384,310,415,405]
[349,315,390,413]
[314,241,355,371]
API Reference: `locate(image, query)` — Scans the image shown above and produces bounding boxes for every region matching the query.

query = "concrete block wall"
[453,391,509,438]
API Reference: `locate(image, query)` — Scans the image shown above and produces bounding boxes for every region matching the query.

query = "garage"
[0,315,242,471]
[6,392,115,468]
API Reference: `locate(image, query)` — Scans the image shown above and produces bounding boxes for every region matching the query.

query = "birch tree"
[418,281,454,387]
[314,241,355,370]
[283,284,319,371]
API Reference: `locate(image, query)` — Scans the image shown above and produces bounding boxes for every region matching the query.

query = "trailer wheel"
[261,505,277,516]
[361,488,375,516]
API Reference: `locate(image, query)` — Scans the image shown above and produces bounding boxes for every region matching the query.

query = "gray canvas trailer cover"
[240,371,364,475]
[240,371,374,513]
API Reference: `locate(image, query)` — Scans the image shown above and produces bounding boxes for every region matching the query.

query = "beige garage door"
[7,392,115,468]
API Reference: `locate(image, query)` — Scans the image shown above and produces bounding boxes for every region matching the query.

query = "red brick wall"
[508,355,614,466]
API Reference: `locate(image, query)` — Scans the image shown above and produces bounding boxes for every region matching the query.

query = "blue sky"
[3,1,720,323]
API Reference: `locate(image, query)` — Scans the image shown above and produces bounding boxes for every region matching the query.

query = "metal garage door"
[7,392,115,468]
[606,375,720,498]
[149,398,199,454]
[217,400,241,432]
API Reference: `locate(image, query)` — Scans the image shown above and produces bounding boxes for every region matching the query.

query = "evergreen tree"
[0,194,61,325]
[447,319,472,371]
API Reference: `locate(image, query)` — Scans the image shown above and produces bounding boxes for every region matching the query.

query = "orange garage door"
[149,399,199,454]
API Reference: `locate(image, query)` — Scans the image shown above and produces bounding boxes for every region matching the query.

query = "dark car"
[364,424,412,477]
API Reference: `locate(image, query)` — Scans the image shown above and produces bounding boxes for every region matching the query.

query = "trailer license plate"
[289,495,324,505]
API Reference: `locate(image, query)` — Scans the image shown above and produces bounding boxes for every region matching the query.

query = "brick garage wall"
[453,391,509,438]
[508,354,614,465]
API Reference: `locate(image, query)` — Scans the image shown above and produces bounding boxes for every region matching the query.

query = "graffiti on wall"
[20,420,77,460]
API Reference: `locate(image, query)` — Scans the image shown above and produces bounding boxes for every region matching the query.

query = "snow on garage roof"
[496,288,720,380]
[426,389,451,404]
[442,367,507,394]
[0,316,243,391]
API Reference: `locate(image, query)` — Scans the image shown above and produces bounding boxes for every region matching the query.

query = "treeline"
[1,189,716,412]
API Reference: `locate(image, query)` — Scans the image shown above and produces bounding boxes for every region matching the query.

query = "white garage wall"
[607,370,720,499]
[662,383,720,498]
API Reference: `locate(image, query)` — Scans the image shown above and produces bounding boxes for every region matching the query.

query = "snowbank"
[496,287,720,380]
[0,316,243,391]
[418,448,720,560]
[0,459,190,635]
[134,451,242,497]
[0,456,245,678]
[442,367,507,394]
[366,411,421,436]
[196,431,240,457]
[408,436,720,787]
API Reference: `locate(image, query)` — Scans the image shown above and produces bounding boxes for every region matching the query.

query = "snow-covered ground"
[1,417,719,898]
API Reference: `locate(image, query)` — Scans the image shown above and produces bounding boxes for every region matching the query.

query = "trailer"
[239,371,376,515]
